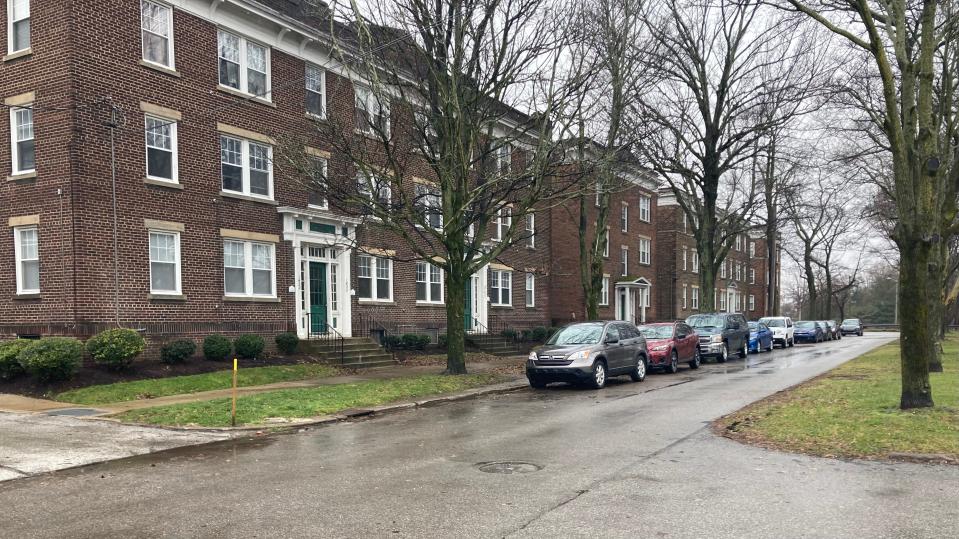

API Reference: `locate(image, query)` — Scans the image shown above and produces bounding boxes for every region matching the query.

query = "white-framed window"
[603,229,610,258]
[682,213,687,234]
[415,261,443,303]
[140,0,174,68]
[721,260,727,279]
[719,289,727,311]
[682,247,688,271]
[10,105,34,175]
[735,263,742,282]
[357,255,392,301]
[639,237,651,265]
[494,206,511,242]
[217,30,270,99]
[620,246,628,276]
[495,142,512,175]
[595,180,602,207]
[750,268,756,284]
[750,241,756,258]
[149,230,180,294]
[682,284,688,309]
[691,286,699,310]
[414,182,443,230]
[692,252,699,273]
[220,135,272,199]
[639,195,651,222]
[356,172,392,210]
[621,203,628,232]
[525,273,535,307]
[489,269,512,306]
[749,294,756,312]
[600,276,610,306]
[525,213,536,248]
[223,240,274,297]
[413,109,438,152]
[305,63,326,118]
[354,86,391,137]
[13,225,39,294]
[307,156,328,209]
[7,0,30,53]
[145,115,177,182]
[735,235,742,251]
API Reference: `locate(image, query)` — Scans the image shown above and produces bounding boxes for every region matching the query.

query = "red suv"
[637,322,701,373]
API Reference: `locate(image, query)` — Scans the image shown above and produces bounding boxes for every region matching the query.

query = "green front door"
[464,279,472,331]
[309,261,328,334]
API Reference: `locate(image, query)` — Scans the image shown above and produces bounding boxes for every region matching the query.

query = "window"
[416,262,443,303]
[13,226,38,294]
[496,143,512,175]
[735,263,742,282]
[305,64,326,118]
[603,229,610,258]
[525,273,535,307]
[145,116,177,182]
[682,284,688,309]
[620,247,628,276]
[692,252,699,273]
[595,180,602,207]
[750,241,756,258]
[621,204,628,232]
[494,206,511,242]
[140,1,174,68]
[719,290,727,311]
[721,260,727,279]
[356,172,391,209]
[354,86,390,137]
[489,269,511,306]
[600,276,610,306]
[357,255,392,301]
[682,247,688,271]
[735,235,742,251]
[149,231,180,294]
[639,195,651,222]
[682,213,687,234]
[10,106,34,175]
[8,0,29,53]
[307,156,328,208]
[218,30,270,98]
[220,135,272,199]
[692,287,699,310]
[749,295,755,312]
[413,110,437,151]
[223,240,274,297]
[525,213,535,248]
[639,238,651,265]
[414,183,443,230]
[750,268,756,284]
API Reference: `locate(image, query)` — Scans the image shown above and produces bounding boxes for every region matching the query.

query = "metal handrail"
[304,313,345,365]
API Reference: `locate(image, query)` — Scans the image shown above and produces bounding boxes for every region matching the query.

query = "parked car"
[637,322,701,373]
[527,321,648,389]
[794,321,824,343]
[826,321,842,340]
[758,316,795,348]
[817,321,833,341]
[747,322,775,353]
[686,313,750,363]
[840,318,864,336]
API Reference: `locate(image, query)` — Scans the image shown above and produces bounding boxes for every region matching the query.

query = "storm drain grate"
[45,408,103,417]
[476,461,543,474]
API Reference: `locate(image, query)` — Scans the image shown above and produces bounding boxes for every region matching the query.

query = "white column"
[292,239,305,338]
[337,246,353,337]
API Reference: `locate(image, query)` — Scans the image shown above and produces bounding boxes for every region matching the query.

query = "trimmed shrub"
[203,334,232,362]
[530,326,550,343]
[17,338,83,382]
[0,339,32,380]
[437,334,448,349]
[547,326,560,339]
[382,335,403,350]
[234,334,266,359]
[86,328,146,370]
[400,334,430,351]
[500,328,518,341]
[160,340,197,365]
[275,332,300,355]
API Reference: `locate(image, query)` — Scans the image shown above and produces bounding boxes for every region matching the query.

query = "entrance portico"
[615,277,652,324]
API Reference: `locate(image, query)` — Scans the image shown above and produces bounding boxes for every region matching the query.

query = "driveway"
[4,333,956,538]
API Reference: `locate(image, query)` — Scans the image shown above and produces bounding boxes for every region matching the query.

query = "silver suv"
[527,321,648,389]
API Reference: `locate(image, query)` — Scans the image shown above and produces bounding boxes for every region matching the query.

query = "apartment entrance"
[308,261,328,334]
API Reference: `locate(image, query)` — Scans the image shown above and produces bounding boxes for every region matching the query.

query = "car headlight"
[710,335,723,343]
[528,351,538,362]
[651,345,669,352]
[567,350,591,362]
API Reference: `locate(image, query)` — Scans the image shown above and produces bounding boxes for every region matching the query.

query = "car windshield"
[760,318,785,327]
[687,314,724,329]
[748,322,760,330]
[638,325,674,339]
[842,319,859,325]
[796,321,816,328]
[547,323,605,345]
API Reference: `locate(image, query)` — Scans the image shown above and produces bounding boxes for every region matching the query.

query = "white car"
[758,316,794,348]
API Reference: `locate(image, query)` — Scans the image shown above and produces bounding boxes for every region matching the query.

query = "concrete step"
[341,359,398,369]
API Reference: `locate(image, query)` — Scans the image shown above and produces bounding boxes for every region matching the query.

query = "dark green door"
[464,279,472,331]
[309,261,328,334]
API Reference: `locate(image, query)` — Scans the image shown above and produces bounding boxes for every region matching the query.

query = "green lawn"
[718,336,959,460]
[114,373,505,427]
[57,364,339,405]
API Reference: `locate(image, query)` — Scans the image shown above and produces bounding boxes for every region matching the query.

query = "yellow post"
[231,357,238,427]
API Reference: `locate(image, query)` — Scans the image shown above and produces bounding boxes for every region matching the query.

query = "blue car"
[748,322,774,353]
[793,320,824,343]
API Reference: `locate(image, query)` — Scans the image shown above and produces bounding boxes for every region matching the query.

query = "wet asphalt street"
[4,333,958,538]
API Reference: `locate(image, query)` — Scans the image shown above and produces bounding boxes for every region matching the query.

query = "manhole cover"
[46,408,103,417]
[476,461,542,474]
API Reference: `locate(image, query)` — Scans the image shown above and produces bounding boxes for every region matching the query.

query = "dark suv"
[686,313,750,363]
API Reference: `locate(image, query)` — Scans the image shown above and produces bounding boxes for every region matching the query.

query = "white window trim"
[639,195,651,222]
[10,105,34,175]
[217,29,272,100]
[13,225,38,295]
[414,183,443,231]
[305,63,326,119]
[307,156,328,209]
[7,0,30,55]
[600,276,610,306]
[140,0,175,70]
[357,255,393,302]
[749,295,756,312]
[494,206,512,242]
[526,213,535,248]
[220,135,274,200]
[621,246,629,277]
[223,240,275,298]
[682,247,688,271]
[354,86,391,137]
[525,273,535,307]
[490,269,512,307]
[692,252,699,274]
[415,261,444,304]
[639,237,651,265]
[149,230,181,295]
[691,286,700,310]
[682,284,688,309]
[603,228,610,258]
[621,203,628,233]
[750,268,756,284]
[145,115,178,183]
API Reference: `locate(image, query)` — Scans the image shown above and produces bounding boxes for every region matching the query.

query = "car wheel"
[859,330,863,337]
[590,360,608,389]
[688,349,701,369]
[528,376,547,389]
[629,356,647,382]
[789,337,795,348]
[666,351,679,374]
[717,344,728,363]
[739,340,748,359]
[765,339,773,352]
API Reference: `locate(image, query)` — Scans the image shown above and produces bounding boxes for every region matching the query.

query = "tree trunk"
[898,239,935,408]
[928,241,946,372]
[444,267,468,375]
[803,249,818,319]
[766,218,778,316]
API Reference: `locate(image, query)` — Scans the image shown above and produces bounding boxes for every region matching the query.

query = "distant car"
[826,321,842,340]
[527,321,648,389]
[840,318,864,336]
[794,320,824,343]
[747,322,775,353]
[759,316,795,348]
[686,312,750,363]
[817,321,833,341]
[637,322,701,373]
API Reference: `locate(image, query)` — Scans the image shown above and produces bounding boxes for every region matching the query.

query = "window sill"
[139,60,181,78]
[223,296,280,303]
[217,85,276,108]
[145,178,184,189]
[306,112,328,122]
[415,301,445,307]
[357,299,394,305]
[490,304,513,309]
[149,293,187,301]
[3,48,32,62]
[13,293,40,300]
[7,171,37,182]
[220,191,278,205]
